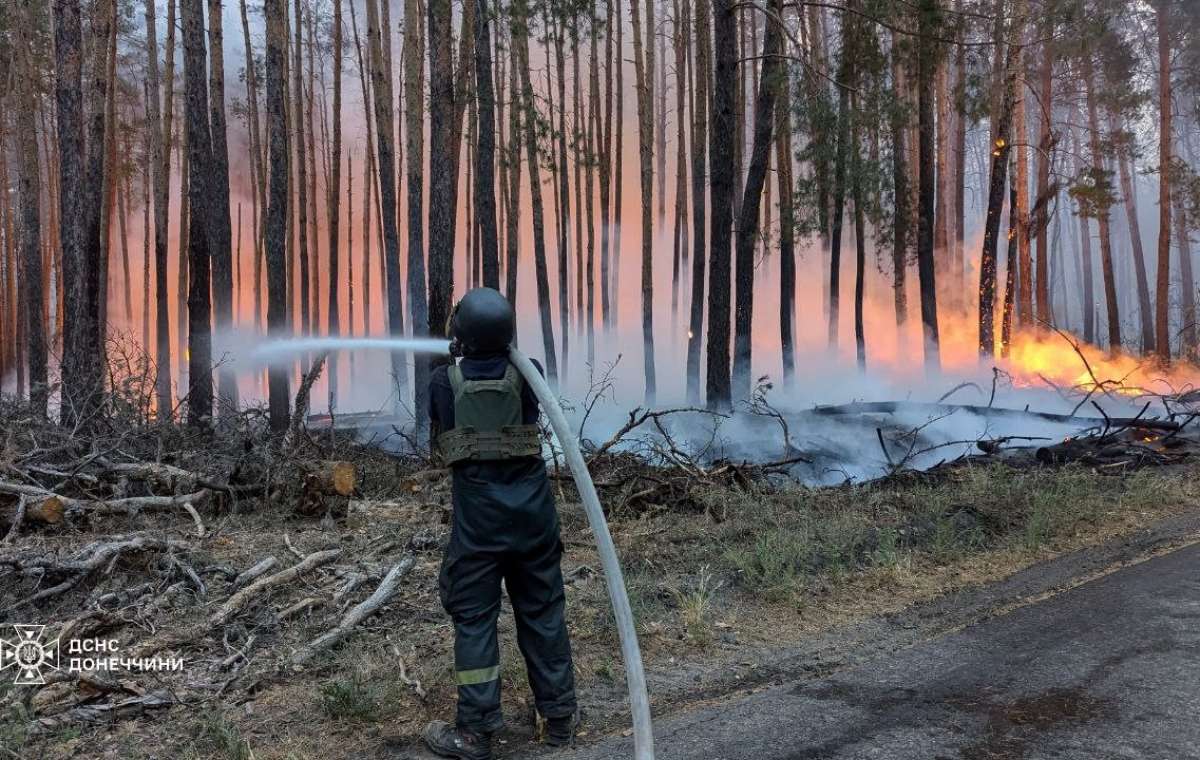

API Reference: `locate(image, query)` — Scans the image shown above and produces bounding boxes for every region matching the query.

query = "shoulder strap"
[448,363,465,397]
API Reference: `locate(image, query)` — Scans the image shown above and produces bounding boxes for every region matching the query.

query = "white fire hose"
[508,347,655,760]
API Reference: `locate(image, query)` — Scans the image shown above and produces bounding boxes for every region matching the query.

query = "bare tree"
[1081,46,1120,350]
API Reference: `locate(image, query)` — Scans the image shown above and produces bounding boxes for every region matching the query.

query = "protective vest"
[437,363,543,465]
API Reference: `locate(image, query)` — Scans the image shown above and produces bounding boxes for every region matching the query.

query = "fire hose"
[508,347,655,760]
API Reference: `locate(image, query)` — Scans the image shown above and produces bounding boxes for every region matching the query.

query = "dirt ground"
[3,404,1199,760]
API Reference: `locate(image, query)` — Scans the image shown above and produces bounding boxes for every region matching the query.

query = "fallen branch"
[211,548,342,627]
[292,555,415,664]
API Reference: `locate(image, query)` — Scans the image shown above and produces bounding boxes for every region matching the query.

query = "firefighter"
[423,287,579,760]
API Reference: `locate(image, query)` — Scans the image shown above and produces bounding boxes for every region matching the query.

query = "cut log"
[306,461,358,496]
[296,461,358,517]
[1,494,66,527]
[211,548,342,626]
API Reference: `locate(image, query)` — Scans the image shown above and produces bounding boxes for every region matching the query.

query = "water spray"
[249,336,654,758]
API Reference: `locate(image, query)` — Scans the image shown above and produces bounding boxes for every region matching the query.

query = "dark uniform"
[428,350,578,747]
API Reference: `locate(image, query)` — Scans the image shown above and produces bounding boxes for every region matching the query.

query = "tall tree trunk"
[427,0,461,415]
[473,0,500,288]
[265,0,291,432]
[98,26,117,351]
[670,0,689,318]
[630,0,656,402]
[1153,2,1172,363]
[586,12,601,362]
[55,0,103,424]
[827,55,849,352]
[327,0,343,410]
[207,0,237,412]
[777,57,795,385]
[1175,132,1197,360]
[402,0,427,425]
[1034,32,1052,327]
[365,0,408,406]
[706,0,735,411]
[1071,123,1096,344]
[347,0,374,336]
[1011,48,1030,330]
[611,2,624,330]
[548,10,572,380]
[597,0,614,328]
[240,0,267,335]
[684,0,709,402]
[1110,114,1155,352]
[293,0,311,338]
[181,0,214,425]
[513,0,558,379]
[916,0,941,370]
[890,36,909,334]
[731,0,782,401]
[1081,51,1120,351]
[978,12,1020,357]
[15,0,46,416]
[505,39,522,307]
[1001,154,1018,353]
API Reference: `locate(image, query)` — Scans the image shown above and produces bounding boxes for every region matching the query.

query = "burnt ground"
[556,534,1200,760]
[3,402,1200,760]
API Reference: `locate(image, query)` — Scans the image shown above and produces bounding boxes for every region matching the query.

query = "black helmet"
[449,287,515,356]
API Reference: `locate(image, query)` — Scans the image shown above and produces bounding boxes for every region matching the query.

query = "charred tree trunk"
[684,0,709,402]
[427,0,459,419]
[978,17,1019,357]
[706,0,735,411]
[55,0,103,425]
[265,0,291,432]
[181,0,215,426]
[731,0,782,401]
[915,0,941,370]
[777,40,795,385]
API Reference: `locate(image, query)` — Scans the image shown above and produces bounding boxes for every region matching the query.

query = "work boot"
[545,710,581,747]
[422,720,493,760]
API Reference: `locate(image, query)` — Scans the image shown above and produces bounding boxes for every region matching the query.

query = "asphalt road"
[559,541,1200,760]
